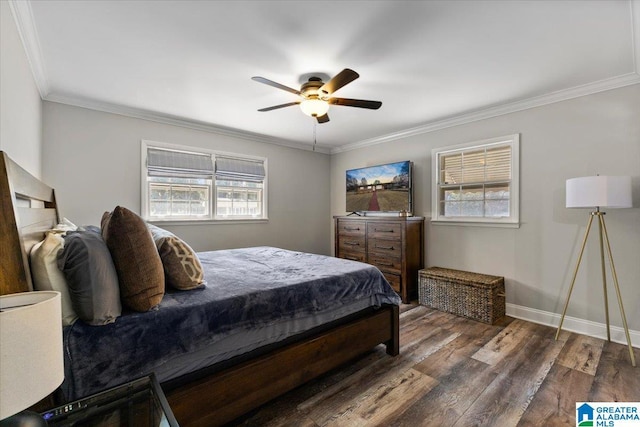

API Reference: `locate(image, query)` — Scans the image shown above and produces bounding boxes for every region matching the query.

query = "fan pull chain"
[313,122,317,152]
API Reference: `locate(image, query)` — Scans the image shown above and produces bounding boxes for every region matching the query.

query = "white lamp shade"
[566,175,632,209]
[0,291,64,419]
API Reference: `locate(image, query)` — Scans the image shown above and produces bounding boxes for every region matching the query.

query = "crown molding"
[332,73,640,154]
[14,0,640,156]
[43,93,332,154]
[43,73,640,157]
[11,3,328,154]
[8,0,49,97]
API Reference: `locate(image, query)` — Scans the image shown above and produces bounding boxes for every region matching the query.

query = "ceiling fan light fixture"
[254,69,380,122]
[300,99,329,117]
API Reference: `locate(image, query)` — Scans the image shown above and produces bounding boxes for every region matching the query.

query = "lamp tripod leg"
[599,215,636,367]
[556,214,594,341]
[597,213,610,342]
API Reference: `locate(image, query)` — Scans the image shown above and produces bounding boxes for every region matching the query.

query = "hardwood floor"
[229,305,639,427]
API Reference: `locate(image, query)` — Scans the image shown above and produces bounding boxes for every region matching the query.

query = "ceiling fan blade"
[258,101,300,112]
[252,76,301,95]
[316,114,330,124]
[319,69,359,96]
[328,98,382,109]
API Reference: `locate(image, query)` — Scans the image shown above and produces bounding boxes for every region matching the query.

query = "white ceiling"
[10,0,640,153]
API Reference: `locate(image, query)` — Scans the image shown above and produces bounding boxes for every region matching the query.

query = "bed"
[0,151,400,426]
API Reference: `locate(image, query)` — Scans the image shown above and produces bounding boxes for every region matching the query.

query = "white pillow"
[30,232,79,326]
[52,217,78,233]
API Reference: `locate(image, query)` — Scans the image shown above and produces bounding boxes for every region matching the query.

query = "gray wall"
[0,1,42,177]
[5,0,638,341]
[331,85,640,334]
[42,102,332,255]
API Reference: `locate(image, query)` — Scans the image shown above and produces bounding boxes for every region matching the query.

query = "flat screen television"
[346,160,412,215]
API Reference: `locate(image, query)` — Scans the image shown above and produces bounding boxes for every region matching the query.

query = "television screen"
[346,160,412,214]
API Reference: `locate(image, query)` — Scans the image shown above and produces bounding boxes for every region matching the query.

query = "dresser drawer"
[367,239,402,258]
[337,220,366,237]
[383,272,401,293]
[338,236,366,254]
[338,250,366,263]
[368,253,402,273]
[367,222,402,241]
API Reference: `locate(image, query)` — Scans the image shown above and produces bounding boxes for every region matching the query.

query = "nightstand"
[41,374,178,426]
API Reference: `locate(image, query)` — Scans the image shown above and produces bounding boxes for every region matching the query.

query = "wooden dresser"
[334,216,424,303]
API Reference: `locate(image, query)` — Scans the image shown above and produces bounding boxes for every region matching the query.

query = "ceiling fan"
[252,68,382,124]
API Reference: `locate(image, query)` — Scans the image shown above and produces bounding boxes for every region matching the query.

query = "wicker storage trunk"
[419,267,505,324]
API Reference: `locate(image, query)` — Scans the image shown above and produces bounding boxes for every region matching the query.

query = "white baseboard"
[506,303,639,349]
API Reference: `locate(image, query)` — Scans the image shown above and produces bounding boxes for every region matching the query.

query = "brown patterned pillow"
[101,207,165,311]
[147,224,204,290]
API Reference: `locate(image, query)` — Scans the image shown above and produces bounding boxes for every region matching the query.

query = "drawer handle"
[345,256,360,261]
[344,241,360,246]
[376,261,394,267]
[375,229,394,233]
[375,245,395,250]
[344,227,361,231]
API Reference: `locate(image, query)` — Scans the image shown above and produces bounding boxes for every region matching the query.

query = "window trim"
[431,134,520,228]
[141,140,268,223]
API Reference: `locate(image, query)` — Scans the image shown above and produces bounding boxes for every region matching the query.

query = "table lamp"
[0,291,64,425]
[555,175,635,366]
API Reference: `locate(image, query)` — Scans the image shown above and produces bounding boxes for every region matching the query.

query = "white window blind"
[215,156,265,182]
[147,147,214,177]
[440,145,511,185]
[432,135,519,227]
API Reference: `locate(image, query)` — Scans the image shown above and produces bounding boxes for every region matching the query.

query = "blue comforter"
[62,247,400,400]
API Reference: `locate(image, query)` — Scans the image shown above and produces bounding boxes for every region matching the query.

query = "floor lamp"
[555,175,635,367]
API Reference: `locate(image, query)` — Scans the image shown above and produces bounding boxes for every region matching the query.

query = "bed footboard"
[164,304,399,427]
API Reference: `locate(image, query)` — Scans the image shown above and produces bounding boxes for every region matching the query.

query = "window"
[431,134,519,227]
[214,156,265,218]
[142,141,267,221]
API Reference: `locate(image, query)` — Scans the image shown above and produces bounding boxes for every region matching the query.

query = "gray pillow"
[58,230,122,325]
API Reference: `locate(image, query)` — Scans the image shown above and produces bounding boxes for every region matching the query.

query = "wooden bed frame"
[0,151,399,426]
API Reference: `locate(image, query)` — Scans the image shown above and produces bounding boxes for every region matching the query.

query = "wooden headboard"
[0,151,60,295]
